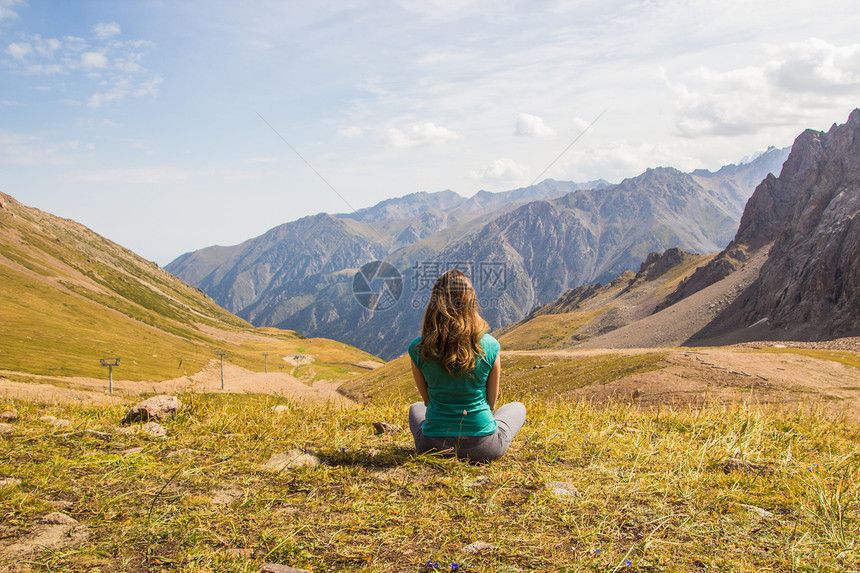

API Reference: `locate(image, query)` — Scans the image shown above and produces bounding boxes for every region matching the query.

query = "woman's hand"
[486,356,500,411]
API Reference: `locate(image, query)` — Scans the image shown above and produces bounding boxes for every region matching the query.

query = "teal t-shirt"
[408,333,499,437]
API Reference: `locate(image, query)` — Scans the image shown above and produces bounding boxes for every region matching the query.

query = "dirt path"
[0,360,354,407]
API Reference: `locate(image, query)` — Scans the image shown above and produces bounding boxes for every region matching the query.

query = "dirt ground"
[0,359,354,407]
[509,340,860,419]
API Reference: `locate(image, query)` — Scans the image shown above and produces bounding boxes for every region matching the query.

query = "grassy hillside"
[0,192,379,383]
[496,251,712,351]
[1,394,857,572]
[340,351,671,404]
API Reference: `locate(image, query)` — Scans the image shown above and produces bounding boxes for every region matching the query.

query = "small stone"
[271,405,290,413]
[262,449,320,472]
[164,448,197,459]
[0,477,22,488]
[372,421,402,434]
[122,447,144,455]
[0,423,15,434]
[43,512,78,526]
[39,415,57,423]
[738,503,775,519]
[257,564,312,573]
[51,419,71,428]
[121,395,181,424]
[0,409,18,422]
[546,480,580,498]
[140,421,166,438]
[462,540,495,554]
[722,458,775,475]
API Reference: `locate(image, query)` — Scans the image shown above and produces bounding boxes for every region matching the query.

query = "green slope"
[0,192,380,382]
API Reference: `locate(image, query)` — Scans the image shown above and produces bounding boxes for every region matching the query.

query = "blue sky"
[2,0,859,265]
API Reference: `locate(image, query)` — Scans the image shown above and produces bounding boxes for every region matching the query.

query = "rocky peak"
[668,108,860,342]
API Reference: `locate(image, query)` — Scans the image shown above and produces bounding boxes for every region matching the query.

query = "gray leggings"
[408,402,526,461]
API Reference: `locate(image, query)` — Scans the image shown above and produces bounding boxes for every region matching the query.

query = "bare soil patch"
[513,343,860,419]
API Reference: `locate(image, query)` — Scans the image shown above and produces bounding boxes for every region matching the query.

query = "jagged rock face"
[674,109,860,341]
[739,110,860,337]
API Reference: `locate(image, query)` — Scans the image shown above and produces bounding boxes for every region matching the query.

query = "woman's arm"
[486,356,500,411]
[410,359,430,406]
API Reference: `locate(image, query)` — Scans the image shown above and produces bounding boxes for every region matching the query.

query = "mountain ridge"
[166,147,790,359]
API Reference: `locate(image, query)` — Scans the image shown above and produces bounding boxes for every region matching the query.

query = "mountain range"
[167,148,790,359]
[501,109,860,349]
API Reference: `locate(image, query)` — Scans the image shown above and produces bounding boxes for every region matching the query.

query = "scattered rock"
[50,419,71,428]
[226,547,256,558]
[271,405,290,413]
[258,564,312,573]
[121,395,181,424]
[164,448,197,459]
[39,415,56,423]
[122,447,144,455]
[372,421,402,434]
[462,540,495,554]
[43,512,78,526]
[2,512,91,557]
[0,478,22,488]
[0,409,18,422]
[262,449,321,472]
[546,481,580,498]
[722,458,775,475]
[0,423,15,434]
[737,503,775,519]
[118,421,167,438]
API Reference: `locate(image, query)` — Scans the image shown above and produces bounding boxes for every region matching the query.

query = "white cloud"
[6,42,31,59]
[94,21,121,40]
[386,122,461,148]
[666,38,860,138]
[4,29,160,108]
[514,113,556,137]
[0,0,23,21]
[337,126,364,138]
[134,75,162,97]
[469,157,528,182]
[81,51,108,68]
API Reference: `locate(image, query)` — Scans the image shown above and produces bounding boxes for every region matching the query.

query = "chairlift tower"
[100,358,120,394]
[262,352,269,374]
[216,351,226,389]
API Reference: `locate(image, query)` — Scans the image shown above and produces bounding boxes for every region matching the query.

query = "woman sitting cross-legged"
[408,269,526,461]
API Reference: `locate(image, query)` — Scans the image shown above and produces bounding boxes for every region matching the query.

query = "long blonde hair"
[419,269,489,375]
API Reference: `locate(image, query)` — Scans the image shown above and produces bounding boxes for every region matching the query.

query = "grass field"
[1,394,858,572]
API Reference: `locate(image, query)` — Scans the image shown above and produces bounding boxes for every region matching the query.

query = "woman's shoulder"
[480,333,500,354]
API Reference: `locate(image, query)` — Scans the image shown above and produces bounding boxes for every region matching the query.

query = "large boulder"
[121,395,182,424]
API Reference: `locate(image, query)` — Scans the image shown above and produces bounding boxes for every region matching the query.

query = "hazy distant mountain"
[166,148,789,359]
